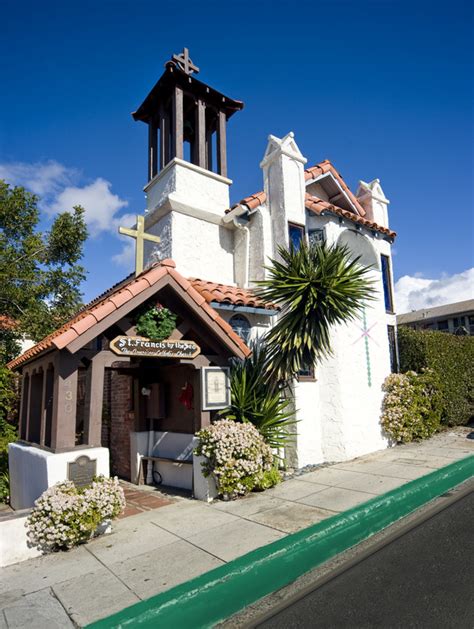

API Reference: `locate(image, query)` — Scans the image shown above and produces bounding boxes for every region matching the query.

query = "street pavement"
[0,428,472,627]
[255,489,474,629]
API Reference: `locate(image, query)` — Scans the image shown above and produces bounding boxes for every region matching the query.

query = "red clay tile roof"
[7,260,255,370]
[226,191,267,214]
[239,191,266,211]
[227,161,368,219]
[226,186,394,239]
[190,279,276,310]
[305,193,396,239]
[304,160,367,217]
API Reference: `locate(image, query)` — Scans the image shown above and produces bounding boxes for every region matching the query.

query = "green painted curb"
[88,455,473,629]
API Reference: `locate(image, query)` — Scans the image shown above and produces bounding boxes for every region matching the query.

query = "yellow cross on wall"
[118,215,161,276]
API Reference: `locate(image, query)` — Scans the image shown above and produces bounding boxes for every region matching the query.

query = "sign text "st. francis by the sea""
[110,336,201,359]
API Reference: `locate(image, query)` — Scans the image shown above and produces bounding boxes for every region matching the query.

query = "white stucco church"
[139,49,398,467]
[8,48,398,509]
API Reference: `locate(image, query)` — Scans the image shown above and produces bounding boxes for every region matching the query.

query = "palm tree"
[222,341,297,450]
[257,241,375,382]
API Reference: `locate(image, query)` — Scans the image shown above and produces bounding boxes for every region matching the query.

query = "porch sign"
[201,366,231,410]
[110,335,201,359]
[68,455,97,488]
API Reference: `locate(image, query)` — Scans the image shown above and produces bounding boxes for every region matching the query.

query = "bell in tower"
[133,48,244,181]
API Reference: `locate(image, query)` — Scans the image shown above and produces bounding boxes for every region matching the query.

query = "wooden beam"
[65,275,170,354]
[83,353,115,447]
[217,110,227,177]
[159,105,168,170]
[24,370,32,441]
[65,275,248,359]
[28,371,43,443]
[50,351,79,452]
[19,371,30,440]
[193,368,210,432]
[172,86,184,160]
[39,369,47,446]
[169,321,192,341]
[196,99,206,169]
[148,118,158,181]
[206,124,213,171]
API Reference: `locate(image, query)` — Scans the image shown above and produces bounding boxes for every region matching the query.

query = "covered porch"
[8,259,250,509]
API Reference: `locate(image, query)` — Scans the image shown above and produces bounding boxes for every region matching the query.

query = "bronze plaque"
[68,455,97,488]
[110,335,200,359]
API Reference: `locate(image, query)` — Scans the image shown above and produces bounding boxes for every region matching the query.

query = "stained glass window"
[288,223,305,250]
[381,255,394,313]
[309,228,325,247]
[229,314,251,344]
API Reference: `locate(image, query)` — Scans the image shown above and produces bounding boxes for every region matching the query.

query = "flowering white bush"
[26,476,125,552]
[83,476,126,521]
[195,419,274,498]
[381,370,442,443]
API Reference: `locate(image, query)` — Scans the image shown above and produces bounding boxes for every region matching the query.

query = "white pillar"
[260,131,307,260]
[356,179,390,227]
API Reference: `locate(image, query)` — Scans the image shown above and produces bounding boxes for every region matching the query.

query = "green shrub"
[381,369,443,443]
[254,466,282,491]
[398,327,474,426]
[0,365,17,502]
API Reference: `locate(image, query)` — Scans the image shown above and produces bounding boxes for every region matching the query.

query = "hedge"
[397,326,474,426]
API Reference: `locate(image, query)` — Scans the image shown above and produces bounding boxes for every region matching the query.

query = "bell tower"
[133,49,244,285]
[133,48,243,182]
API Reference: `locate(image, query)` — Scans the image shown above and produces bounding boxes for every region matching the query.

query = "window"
[309,228,325,247]
[437,319,449,332]
[452,317,467,332]
[288,223,305,250]
[469,315,474,335]
[229,314,251,344]
[381,255,394,313]
[387,325,399,373]
[298,361,316,381]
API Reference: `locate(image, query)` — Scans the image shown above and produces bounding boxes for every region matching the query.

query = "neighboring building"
[0,316,35,357]
[397,299,474,335]
[8,50,398,508]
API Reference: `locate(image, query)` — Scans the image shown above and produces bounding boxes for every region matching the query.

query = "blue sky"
[1,0,473,311]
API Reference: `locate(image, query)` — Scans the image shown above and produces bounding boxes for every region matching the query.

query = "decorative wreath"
[135,304,177,341]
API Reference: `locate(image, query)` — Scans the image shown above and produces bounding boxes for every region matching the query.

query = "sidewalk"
[1,428,473,628]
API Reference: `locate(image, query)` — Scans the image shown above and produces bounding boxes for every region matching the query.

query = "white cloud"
[49,178,128,237]
[112,239,136,268]
[0,160,78,200]
[395,268,474,313]
[0,159,130,240]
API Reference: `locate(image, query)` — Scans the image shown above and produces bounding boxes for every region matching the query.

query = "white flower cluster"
[83,476,126,520]
[195,419,274,498]
[381,371,441,443]
[26,476,125,552]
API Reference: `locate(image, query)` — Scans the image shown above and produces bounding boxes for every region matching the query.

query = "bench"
[137,432,195,486]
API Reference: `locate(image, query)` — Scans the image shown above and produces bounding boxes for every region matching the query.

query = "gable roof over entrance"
[8,259,251,370]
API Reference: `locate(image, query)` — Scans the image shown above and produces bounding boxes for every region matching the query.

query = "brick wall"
[109,370,134,480]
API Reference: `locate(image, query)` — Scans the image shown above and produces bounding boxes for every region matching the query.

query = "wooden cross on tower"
[118,215,161,276]
[172,47,200,75]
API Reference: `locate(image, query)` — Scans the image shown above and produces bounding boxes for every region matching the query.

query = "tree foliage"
[397,326,474,426]
[0,180,88,357]
[256,242,375,381]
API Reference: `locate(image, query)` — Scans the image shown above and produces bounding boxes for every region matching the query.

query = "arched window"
[229,314,251,344]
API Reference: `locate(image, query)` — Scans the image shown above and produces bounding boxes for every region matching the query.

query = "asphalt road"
[256,490,474,629]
